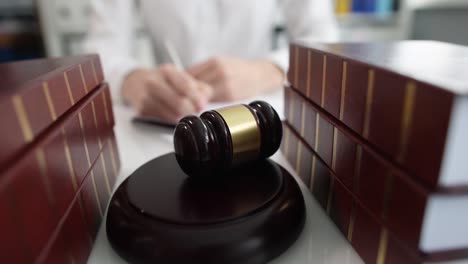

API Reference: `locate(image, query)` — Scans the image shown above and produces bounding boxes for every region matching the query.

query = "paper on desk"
[205,88,284,118]
[133,88,284,127]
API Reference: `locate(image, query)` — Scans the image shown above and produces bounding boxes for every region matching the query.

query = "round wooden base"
[106,153,305,264]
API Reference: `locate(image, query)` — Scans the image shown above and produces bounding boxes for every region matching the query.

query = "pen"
[164,39,184,70]
[131,39,184,128]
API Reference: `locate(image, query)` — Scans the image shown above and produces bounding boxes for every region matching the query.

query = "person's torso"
[138,0,279,66]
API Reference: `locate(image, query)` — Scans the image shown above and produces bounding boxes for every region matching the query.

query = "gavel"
[173,101,282,177]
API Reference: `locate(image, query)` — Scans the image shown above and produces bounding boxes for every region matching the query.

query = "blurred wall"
[0,0,44,62]
[37,0,155,66]
[412,8,468,45]
[36,0,468,65]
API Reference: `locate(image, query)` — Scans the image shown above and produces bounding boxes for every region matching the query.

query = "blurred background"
[1,0,468,63]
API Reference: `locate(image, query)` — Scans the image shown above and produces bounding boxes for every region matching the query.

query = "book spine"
[376,0,393,14]
[288,46,323,109]
[297,46,310,97]
[0,55,105,170]
[352,0,366,12]
[335,0,351,14]
[287,86,334,169]
[289,44,455,189]
[39,137,119,264]
[287,44,298,89]
[0,84,120,263]
[284,86,434,253]
[364,0,376,13]
[281,122,422,264]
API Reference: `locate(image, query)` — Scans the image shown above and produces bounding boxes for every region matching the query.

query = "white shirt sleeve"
[267,0,340,74]
[83,0,140,102]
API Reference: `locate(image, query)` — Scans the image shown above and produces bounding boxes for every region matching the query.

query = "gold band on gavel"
[215,105,261,165]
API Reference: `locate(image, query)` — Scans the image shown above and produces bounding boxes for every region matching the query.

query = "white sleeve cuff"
[103,58,140,104]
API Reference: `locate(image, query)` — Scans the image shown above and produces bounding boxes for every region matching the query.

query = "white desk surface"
[87,89,364,264]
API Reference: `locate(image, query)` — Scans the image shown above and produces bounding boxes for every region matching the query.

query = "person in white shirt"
[84,0,338,122]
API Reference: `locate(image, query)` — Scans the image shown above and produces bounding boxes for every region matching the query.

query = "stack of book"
[282,41,468,263]
[0,55,120,263]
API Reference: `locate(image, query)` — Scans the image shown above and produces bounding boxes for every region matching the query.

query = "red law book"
[282,122,468,263]
[288,41,468,190]
[0,83,120,264]
[38,136,120,264]
[0,55,105,170]
[284,86,468,259]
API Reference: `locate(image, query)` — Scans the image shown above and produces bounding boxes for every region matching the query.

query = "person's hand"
[121,64,213,122]
[187,56,284,102]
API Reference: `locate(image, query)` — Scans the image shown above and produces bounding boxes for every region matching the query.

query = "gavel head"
[173,101,282,177]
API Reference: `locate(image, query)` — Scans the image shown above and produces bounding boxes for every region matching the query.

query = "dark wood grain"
[174,101,282,177]
[106,153,305,264]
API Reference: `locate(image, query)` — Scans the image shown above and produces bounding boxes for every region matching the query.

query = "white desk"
[87,90,363,264]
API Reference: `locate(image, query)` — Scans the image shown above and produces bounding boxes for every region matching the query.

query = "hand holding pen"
[121,40,213,122]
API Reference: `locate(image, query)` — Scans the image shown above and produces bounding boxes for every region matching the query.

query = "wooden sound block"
[106,153,305,264]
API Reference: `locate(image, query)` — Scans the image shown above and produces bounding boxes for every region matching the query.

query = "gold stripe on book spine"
[90,171,103,217]
[295,142,302,172]
[314,113,320,150]
[35,149,55,204]
[376,228,389,264]
[91,101,103,149]
[100,155,111,195]
[372,83,416,261]
[12,95,33,142]
[284,128,290,160]
[215,105,261,165]
[300,102,306,137]
[108,138,119,176]
[288,91,294,121]
[63,134,78,191]
[79,64,88,93]
[321,55,327,107]
[348,145,363,242]
[39,85,59,205]
[294,46,299,87]
[309,156,316,190]
[79,112,103,217]
[326,127,338,215]
[102,92,110,125]
[79,113,92,167]
[64,72,75,104]
[339,61,347,120]
[91,60,99,85]
[44,80,79,192]
[306,50,312,97]
[42,82,57,120]
[362,69,375,138]
[332,127,338,170]
[397,82,417,163]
